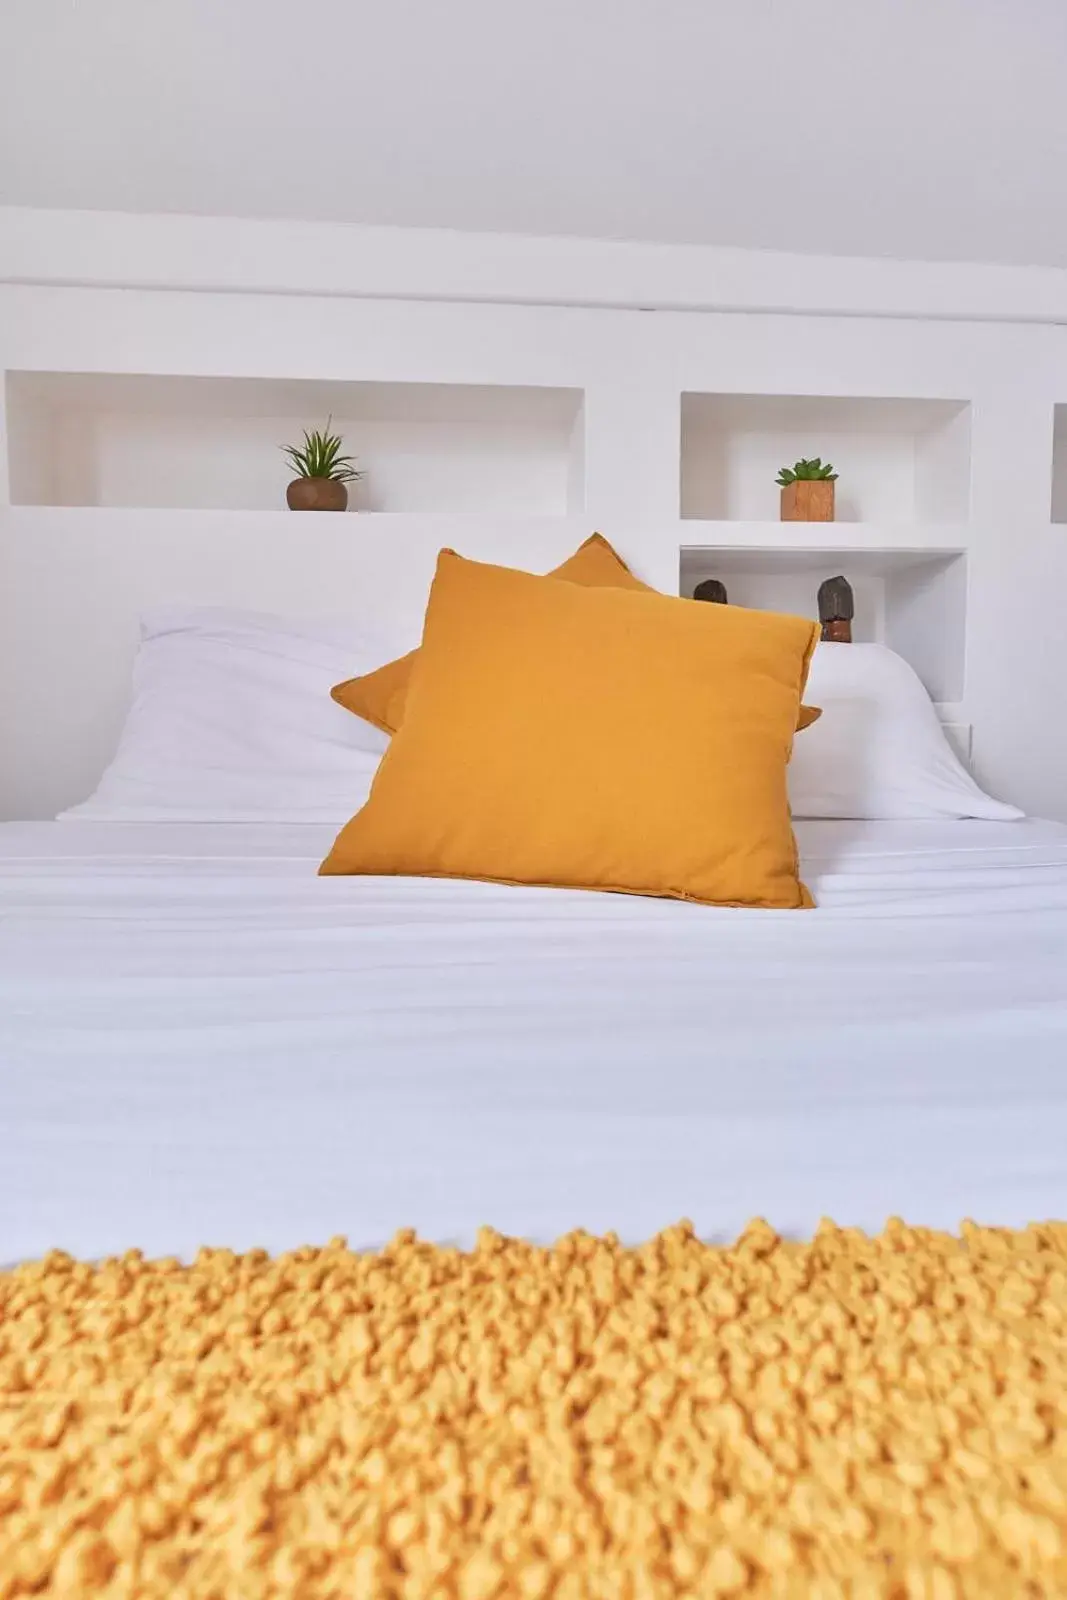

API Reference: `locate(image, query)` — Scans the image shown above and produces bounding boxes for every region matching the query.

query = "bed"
[5,813,1067,1266]
[6,586,1067,1596]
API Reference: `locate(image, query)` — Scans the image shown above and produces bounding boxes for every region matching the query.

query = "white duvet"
[4,817,1067,1264]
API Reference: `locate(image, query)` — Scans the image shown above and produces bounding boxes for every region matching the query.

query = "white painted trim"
[5,207,1067,325]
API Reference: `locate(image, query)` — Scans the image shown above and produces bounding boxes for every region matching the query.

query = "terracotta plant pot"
[286,477,349,512]
[780,480,834,522]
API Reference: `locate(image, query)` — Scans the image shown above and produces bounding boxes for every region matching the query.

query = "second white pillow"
[789,643,1022,821]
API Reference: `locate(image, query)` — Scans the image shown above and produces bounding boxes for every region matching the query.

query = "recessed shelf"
[680,539,967,705]
[1052,406,1067,523]
[680,393,971,523]
[4,372,586,515]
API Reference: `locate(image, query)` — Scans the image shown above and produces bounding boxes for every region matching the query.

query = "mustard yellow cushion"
[331,533,646,736]
[321,552,819,909]
[330,531,821,736]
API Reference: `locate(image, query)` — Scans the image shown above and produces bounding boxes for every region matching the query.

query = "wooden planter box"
[780,480,835,522]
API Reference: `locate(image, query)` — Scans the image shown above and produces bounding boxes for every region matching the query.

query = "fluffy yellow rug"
[2,1219,1066,1597]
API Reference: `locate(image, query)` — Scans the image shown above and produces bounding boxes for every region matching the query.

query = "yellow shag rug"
[3,1220,1067,1598]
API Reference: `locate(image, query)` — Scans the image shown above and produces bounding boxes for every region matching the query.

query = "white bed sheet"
[4,817,1067,1263]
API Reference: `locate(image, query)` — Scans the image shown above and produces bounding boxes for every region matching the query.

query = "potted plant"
[281,420,362,511]
[776,457,838,522]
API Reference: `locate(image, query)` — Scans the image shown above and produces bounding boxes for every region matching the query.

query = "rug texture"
[2,1219,1066,1597]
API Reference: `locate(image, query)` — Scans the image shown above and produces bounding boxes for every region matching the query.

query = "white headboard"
[3,274,1067,824]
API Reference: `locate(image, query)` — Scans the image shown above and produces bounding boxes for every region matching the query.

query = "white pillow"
[60,606,395,824]
[789,643,1022,821]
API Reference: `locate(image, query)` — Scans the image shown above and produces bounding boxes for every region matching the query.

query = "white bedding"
[4,817,1067,1263]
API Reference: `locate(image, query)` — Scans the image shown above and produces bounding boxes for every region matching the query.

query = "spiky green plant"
[281,419,362,482]
[776,457,838,485]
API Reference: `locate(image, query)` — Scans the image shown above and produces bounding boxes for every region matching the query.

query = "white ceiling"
[4,0,1067,268]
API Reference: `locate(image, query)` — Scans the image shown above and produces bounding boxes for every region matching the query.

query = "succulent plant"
[281,419,362,483]
[776,457,838,485]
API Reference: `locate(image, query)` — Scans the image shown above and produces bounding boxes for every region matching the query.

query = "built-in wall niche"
[4,372,585,515]
[679,544,967,707]
[1052,405,1067,523]
[680,394,971,523]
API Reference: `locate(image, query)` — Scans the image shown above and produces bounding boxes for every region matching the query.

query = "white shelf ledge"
[680,520,968,566]
[1053,405,1067,523]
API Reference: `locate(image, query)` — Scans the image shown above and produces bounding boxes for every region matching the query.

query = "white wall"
[1,209,1066,824]
[6,2,1066,271]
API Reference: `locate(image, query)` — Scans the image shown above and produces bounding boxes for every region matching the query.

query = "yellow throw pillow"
[321,551,819,909]
[331,533,647,736]
[330,531,822,736]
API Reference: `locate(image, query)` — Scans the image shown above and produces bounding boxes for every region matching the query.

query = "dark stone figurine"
[818,575,854,643]
[693,578,728,604]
